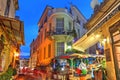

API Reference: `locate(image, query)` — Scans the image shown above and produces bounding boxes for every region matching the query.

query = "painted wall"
[32,7,87,67]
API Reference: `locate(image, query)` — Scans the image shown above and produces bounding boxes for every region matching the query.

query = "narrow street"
[0,0,120,80]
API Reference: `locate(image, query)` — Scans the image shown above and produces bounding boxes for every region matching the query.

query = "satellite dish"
[91,0,100,10]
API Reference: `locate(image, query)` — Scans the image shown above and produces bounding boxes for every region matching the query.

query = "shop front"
[51,53,106,80]
[73,1,120,79]
[0,15,24,75]
[72,21,120,80]
[109,22,120,79]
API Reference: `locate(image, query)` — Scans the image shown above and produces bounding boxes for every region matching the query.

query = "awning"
[55,53,90,59]
[73,29,102,52]
[0,15,24,45]
[70,53,90,58]
[55,53,79,59]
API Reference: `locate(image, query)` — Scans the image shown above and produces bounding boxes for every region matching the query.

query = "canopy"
[56,53,90,59]
[73,28,102,52]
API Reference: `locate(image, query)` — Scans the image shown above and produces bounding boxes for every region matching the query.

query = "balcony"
[48,8,72,18]
[46,30,76,42]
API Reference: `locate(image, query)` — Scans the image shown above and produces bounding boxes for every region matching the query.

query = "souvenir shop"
[51,53,107,80]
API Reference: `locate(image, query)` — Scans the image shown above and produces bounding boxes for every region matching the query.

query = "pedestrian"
[91,67,95,80]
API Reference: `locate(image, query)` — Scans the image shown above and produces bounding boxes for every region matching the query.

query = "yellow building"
[30,5,87,79]
[30,38,40,69]
[0,0,24,75]
[73,0,120,80]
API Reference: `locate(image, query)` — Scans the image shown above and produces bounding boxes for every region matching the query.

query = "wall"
[0,0,15,18]
[100,12,120,80]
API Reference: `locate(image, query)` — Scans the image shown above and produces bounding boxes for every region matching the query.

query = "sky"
[16,0,103,58]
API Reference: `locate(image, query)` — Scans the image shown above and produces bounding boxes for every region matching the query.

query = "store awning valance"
[73,31,102,52]
[0,15,24,45]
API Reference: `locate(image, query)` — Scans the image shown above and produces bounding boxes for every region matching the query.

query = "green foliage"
[0,66,17,80]
[13,68,17,76]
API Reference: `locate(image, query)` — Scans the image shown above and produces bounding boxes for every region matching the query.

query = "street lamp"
[14,52,19,57]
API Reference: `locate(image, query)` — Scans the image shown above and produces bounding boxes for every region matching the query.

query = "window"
[112,30,120,42]
[4,0,11,16]
[69,22,72,31]
[41,32,43,43]
[44,29,47,40]
[56,18,64,32]
[48,44,51,57]
[44,17,47,23]
[40,49,42,60]
[44,47,46,59]
[39,34,41,44]
[57,42,64,56]
[78,29,80,38]
[48,10,52,16]
[76,16,80,24]
[49,23,52,31]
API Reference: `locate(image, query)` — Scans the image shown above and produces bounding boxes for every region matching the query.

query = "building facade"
[0,0,24,75]
[30,5,86,79]
[20,58,29,68]
[73,0,120,80]
[29,39,38,69]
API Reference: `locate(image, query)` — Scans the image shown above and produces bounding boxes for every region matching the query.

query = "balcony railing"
[46,30,76,38]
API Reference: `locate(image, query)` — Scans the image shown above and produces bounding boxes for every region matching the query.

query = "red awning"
[59,56,71,59]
